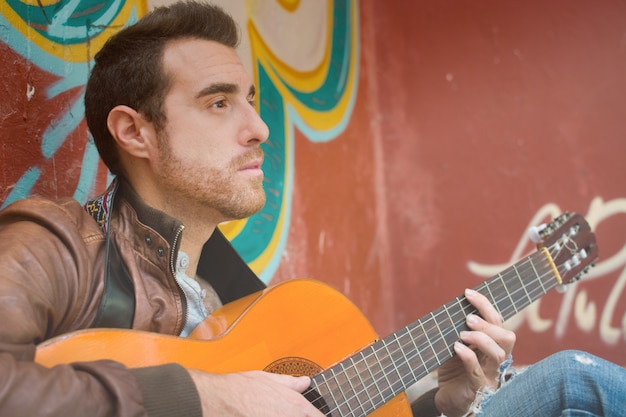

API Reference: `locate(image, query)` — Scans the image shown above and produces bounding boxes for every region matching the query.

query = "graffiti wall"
[1,0,624,367]
[0,0,146,206]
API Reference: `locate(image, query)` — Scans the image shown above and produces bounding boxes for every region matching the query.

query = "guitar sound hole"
[264,356,322,377]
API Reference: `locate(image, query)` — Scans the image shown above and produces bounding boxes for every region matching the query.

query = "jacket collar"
[86,177,266,304]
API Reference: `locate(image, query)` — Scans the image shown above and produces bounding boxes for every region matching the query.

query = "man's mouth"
[238,151,264,176]
[240,158,263,170]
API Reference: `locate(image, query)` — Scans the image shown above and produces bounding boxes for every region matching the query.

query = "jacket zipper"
[169,224,188,334]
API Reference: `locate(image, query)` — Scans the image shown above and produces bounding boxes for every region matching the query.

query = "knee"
[531,350,622,416]
[540,349,596,368]
[533,350,609,394]
[542,349,601,368]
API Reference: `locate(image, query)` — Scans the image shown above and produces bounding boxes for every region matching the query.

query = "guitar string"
[322,259,557,416]
[305,256,553,416]
[350,234,581,416]
[305,254,552,416]
[308,235,579,415]
[310,255,560,417]
[306,259,555,417]
[306,241,576,417]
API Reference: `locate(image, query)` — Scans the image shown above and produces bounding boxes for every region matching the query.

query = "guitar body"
[36,279,411,416]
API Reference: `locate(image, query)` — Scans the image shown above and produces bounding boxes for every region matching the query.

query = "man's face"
[154,38,269,222]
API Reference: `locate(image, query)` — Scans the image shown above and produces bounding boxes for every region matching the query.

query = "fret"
[408,317,453,377]
[442,301,456,329]
[307,375,335,416]
[394,328,419,383]
[420,319,441,367]
[389,332,414,388]
[320,371,346,416]
[382,336,405,389]
[416,319,442,369]
[338,361,366,416]
[349,354,379,412]
[500,266,524,319]
[455,294,475,320]
[507,261,531,300]
[433,308,455,356]
[407,322,428,378]
[340,361,373,415]
[361,348,385,406]
[425,313,444,365]
[449,301,463,334]
[488,274,509,316]
[498,272,511,312]
[360,348,390,409]
[371,347,394,399]
[529,255,548,294]
[512,263,533,307]
[500,271,518,314]
[329,365,356,416]
[481,279,498,314]
[359,352,389,416]
[531,258,545,296]
[439,303,458,355]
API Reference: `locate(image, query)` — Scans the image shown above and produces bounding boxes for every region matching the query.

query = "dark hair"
[84,1,240,175]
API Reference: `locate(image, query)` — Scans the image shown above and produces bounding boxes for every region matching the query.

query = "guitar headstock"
[529,213,598,285]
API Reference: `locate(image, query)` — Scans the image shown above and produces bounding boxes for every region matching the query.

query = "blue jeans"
[478,350,625,417]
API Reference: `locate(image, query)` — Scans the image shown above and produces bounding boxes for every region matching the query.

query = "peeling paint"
[25,83,35,101]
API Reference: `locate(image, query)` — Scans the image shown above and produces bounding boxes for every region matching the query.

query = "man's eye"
[212,100,226,108]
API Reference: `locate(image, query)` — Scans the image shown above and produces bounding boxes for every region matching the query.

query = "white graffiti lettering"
[468,197,626,345]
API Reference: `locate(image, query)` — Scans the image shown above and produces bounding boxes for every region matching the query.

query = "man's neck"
[178,222,216,279]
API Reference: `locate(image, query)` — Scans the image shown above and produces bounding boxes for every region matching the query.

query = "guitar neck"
[304,247,561,417]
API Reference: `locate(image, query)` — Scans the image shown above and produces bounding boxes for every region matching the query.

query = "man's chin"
[226,192,266,221]
[246,193,266,217]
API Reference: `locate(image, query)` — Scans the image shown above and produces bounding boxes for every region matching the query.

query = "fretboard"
[303,247,561,417]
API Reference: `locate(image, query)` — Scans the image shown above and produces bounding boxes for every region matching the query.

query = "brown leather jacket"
[0,179,265,417]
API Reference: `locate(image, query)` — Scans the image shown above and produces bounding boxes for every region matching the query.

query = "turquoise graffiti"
[0,0,143,207]
[226,0,360,282]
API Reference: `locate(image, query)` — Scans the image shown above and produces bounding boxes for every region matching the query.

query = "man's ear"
[107,105,157,160]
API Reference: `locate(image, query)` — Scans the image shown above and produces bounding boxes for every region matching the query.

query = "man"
[0,2,623,417]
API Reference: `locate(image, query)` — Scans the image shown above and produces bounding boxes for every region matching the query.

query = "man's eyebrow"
[195,83,256,99]
[196,82,238,99]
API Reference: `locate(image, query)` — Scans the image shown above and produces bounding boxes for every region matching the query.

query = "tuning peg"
[528,224,547,243]
[555,284,569,293]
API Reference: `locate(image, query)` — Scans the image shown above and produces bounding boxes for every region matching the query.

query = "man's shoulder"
[0,196,102,239]
[2,195,83,219]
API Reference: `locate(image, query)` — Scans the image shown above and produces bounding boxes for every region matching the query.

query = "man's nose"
[242,104,270,145]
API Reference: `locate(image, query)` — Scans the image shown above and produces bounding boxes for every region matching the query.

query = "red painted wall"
[367,0,626,365]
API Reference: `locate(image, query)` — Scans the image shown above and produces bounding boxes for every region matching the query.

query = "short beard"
[156,132,266,222]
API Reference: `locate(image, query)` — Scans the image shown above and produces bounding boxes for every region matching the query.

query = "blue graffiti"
[0,1,138,208]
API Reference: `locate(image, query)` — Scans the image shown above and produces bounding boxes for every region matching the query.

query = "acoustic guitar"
[36,212,597,417]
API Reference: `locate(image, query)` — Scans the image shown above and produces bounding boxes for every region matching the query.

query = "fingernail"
[467,313,478,325]
[465,288,478,298]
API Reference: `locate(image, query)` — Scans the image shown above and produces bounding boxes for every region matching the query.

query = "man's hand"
[434,288,516,417]
[189,369,326,417]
